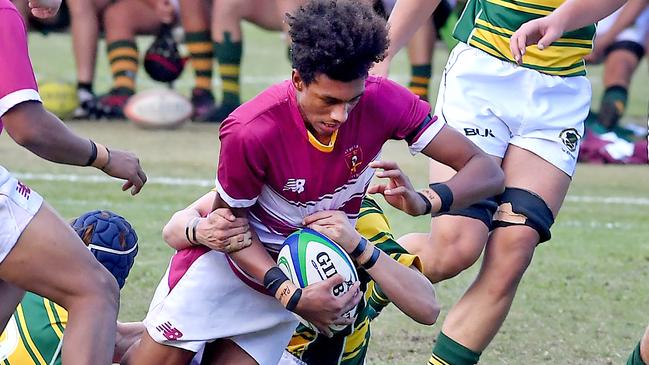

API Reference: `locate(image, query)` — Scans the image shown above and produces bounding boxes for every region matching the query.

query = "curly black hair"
[287,0,389,85]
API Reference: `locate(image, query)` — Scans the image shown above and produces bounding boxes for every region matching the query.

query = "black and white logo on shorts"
[559,128,581,152]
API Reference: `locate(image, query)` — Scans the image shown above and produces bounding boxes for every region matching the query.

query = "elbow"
[491,168,506,195]
[481,155,505,196]
[415,300,441,326]
[162,215,181,248]
[162,222,174,246]
[10,126,39,148]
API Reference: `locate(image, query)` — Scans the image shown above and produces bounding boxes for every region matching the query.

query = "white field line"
[13,172,649,205]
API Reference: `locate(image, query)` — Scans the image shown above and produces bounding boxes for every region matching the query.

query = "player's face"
[293,70,365,143]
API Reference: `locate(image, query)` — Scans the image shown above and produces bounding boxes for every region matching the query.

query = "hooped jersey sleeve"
[215,116,268,208]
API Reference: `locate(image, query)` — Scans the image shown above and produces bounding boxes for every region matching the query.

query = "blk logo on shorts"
[464,128,495,138]
[156,321,183,340]
[15,181,31,199]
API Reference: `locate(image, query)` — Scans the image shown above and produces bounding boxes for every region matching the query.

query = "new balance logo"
[156,322,183,340]
[283,178,305,194]
[15,181,31,199]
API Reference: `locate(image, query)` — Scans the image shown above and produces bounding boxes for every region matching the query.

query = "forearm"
[4,101,93,166]
[601,0,648,42]
[366,253,439,325]
[162,208,202,250]
[228,236,277,281]
[551,0,629,32]
[384,0,441,60]
[443,153,504,210]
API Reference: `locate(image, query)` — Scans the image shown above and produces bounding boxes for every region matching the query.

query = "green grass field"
[2,24,648,364]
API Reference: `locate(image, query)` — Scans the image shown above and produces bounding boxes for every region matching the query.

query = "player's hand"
[367,161,428,216]
[155,0,175,24]
[295,274,361,338]
[303,210,361,254]
[196,209,251,252]
[28,0,61,18]
[99,149,147,195]
[510,15,566,64]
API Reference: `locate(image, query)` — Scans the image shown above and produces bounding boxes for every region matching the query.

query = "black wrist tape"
[263,267,289,296]
[429,183,454,213]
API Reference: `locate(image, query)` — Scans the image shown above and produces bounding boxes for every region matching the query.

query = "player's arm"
[162,190,251,252]
[416,125,504,213]
[304,211,440,325]
[593,0,649,54]
[2,102,147,195]
[509,0,636,62]
[211,194,361,337]
[370,0,441,76]
[0,8,146,195]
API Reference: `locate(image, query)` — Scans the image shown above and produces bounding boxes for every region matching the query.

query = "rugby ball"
[38,81,78,119]
[124,88,192,129]
[277,228,358,333]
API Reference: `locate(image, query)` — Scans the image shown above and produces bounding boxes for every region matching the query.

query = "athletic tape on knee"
[493,187,554,243]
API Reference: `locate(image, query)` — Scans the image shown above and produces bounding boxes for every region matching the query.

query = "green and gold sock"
[627,342,647,365]
[215,32,242,108]
[409,64,432,101]
[598,85,628,130]
[107,40,138,94]
[429,331,481,365]
[185,30,214,91]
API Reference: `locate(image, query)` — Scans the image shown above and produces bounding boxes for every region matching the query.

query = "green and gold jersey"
[287,197,422,365]
[0,292,67,365]
[454,0,596,76]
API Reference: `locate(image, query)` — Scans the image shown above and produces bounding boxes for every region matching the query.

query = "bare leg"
[602,49,640,88]
[442,145,571,351]
[122,331,196,365]
[66,0,112,85]
[398,158,496,283]
[0,281,24,331]
[103,0,164,43]
[0,203,119,365]
[203,339,257,365]
[212,0,283,43]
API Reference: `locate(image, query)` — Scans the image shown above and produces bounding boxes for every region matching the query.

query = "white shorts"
[434,43,591,176]
[597,7,649,45]
[0,165,43,264]
[143,247,299,365]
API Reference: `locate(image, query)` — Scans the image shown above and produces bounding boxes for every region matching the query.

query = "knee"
[483,230,537,296]
[76,265,120,310]
[216,0,245,19]
[68,0,101,16]
[103,4,133,32]
[422,227,485,282]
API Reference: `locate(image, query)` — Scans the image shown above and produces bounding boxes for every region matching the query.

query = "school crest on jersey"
[344,145,363,177]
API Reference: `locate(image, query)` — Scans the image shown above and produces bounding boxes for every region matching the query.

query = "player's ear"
[292,69,304,91]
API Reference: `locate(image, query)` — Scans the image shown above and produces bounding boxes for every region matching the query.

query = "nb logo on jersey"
[15,181,31,199]
[156,321,183,340]
[283,179,306,194]
[464,128,495,138]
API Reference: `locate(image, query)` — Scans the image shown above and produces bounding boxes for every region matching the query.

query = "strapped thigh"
[493,187,554,243]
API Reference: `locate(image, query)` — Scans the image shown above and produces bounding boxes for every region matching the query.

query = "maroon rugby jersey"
[216,76,443,252]
[0,0,41,132]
